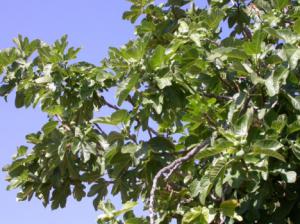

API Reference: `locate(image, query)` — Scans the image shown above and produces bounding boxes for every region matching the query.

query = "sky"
[0,1,206,223]
[0,1,134,223]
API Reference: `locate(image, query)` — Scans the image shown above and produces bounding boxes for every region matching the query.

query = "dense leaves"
[2,0,300,223]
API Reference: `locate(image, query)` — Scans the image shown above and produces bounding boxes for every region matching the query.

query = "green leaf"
[97,201,115,221]
[155,76,172,89]
[280,46,300,69]
[148,136,175,152]
[15,91,25,108]
[285,171,297,183]
[125,218,147,224]
[116,72,139,106]
[92,110,129,125]
[42,120,58,134]
[227,92,247,123]
[273,0,289,10]
[113,201,138,216]
[233,108,253,137]
[26,133,41,144]
[292,138,300,160]
[107,132,124,144]
[286,93,300,111]
[98,199,115,212]
[271,114,287,133]
[220,199,239,217]
[208,47,249,61]
[207,8,225,30]
[196,139,234,160]
[167,0,192,6]
[0,84,14,97]
[294,19,300,35]
[264,66,289,97]
[136,20,155,34]
[253,139,283,151]
[178,20,189,33]
[43,105,64,116]
[189,179,201,198]
[252,140,285,162]
[123,7,141,23]
[88,180,107,199]
[73,184,86,201]
[287,120,300,135]
[121,143,137,154]
[97,201,137,222]
[35,75,53,84]
[120,38,147,62]
[199,158,228,204]
[149,45,166,70]
[13,146,28,159]
[243,31,265,55]
[265,28,300,44]
[122,1,151,23]
[111,110,129,124]
[182,206,210,224]
[165,39,186,56]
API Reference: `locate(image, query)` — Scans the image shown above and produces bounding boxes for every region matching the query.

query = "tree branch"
[200,92,232,101]
[94,123,106,136]
[149,138,211,224]
[101,96,119,110]
[55,115,71,131]
[148,126,159,136]
[230,0,237,7]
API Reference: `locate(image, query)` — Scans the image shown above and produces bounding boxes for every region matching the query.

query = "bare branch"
[149,138,211,224]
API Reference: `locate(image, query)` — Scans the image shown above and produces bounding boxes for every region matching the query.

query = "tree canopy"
[2,0,300,223]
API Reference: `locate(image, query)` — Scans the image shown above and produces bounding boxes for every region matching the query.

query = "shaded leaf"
[220,199,239,217]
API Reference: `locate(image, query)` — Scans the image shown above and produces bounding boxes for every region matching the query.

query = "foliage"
[2,0,300,223]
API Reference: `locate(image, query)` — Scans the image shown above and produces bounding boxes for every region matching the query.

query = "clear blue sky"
[0,1,206,223]
[0,1,134,223]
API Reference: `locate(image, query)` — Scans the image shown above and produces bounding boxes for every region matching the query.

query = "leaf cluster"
[2,0,300,223]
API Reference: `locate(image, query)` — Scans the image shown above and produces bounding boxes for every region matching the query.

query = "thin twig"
[148,128,153,139]
[230,0,236,6]
[56,114,63,122]
[204,113,218,129]
[151,150,188,156]
[55,115,71,131]
[148,127,159,136]
[94,123,106,136]
[216,73,234,93]
[200,92,232,101]
[101,95,158,143]
[101,96,119,110]
[239,85,256,116]
[127,95,159,137]
[149,138,211,224]
[242,26,253,40]
[128,134,138,144]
